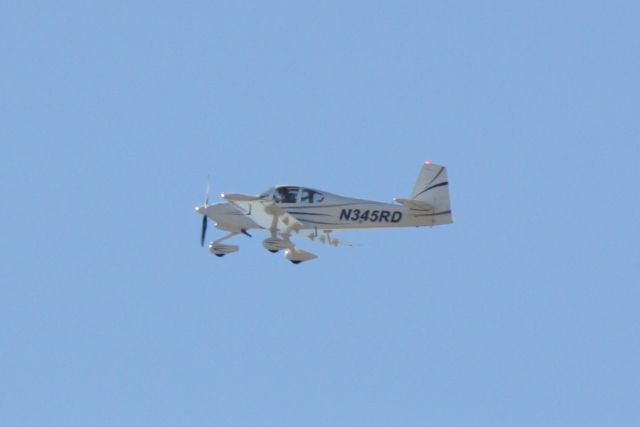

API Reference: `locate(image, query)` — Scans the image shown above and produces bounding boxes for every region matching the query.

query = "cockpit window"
[273,186,299,203]
[300,188,325,203]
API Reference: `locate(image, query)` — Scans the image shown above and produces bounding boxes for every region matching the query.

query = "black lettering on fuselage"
[340,208,402,224]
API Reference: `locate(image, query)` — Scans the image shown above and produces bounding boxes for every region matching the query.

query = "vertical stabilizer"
[411,162,452,224]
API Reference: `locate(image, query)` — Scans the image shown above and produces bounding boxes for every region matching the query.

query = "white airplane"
[195,161,452,264]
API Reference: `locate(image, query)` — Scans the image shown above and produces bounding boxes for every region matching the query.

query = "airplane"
[195,161,452,264]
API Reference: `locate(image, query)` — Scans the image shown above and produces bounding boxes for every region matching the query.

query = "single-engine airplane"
[195,161,452,263]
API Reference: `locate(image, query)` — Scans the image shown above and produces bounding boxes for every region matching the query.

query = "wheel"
[290,260,302,264]
[268,249,278,253]
[215,253,225,257]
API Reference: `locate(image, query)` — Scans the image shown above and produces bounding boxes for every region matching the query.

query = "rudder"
[411,162,452,224]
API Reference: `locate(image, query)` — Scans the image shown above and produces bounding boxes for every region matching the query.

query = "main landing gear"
[208,231,240,257]
[206,230,318,264]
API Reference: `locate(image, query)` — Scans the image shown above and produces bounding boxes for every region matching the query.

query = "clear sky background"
[1,1,639,426]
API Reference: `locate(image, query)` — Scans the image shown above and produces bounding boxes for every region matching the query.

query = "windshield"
[257,187,274,198]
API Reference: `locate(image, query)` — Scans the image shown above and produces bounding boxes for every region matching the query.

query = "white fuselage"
[205,188,451,233]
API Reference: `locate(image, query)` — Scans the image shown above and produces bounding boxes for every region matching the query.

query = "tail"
[408,162,453,225]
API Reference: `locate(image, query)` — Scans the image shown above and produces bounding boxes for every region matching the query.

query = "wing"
[221,193,304,234]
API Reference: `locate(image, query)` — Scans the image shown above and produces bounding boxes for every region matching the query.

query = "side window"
[274,187,299,204]
[301,189,325,203]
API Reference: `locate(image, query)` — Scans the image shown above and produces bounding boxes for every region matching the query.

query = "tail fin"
[411,162,452,225]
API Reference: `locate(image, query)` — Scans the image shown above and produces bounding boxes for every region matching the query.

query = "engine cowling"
[284,249,318,264]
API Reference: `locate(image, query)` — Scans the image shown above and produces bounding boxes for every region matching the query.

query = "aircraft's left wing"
[221,193,304,234]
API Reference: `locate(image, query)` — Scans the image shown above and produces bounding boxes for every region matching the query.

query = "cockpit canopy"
[258,186,325,204]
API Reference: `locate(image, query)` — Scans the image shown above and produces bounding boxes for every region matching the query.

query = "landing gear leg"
[212,231,240,246]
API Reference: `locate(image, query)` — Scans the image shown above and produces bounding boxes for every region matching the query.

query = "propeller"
[200,178,211,247]
[200,215,208,247]
[204,178,211,206]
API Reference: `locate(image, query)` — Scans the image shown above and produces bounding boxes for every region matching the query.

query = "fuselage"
[204,185,450,233]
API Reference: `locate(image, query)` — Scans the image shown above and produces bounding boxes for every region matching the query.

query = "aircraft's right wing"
[221,193,304,234]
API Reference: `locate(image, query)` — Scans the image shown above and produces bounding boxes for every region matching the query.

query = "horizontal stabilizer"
[394,198,434,211]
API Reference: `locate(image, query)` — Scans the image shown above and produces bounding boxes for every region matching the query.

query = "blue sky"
[2,1,639,425]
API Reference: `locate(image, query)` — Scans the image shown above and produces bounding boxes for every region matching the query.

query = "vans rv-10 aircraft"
[195,161,452,264]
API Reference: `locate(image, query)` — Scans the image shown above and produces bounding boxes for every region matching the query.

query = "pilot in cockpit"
[274,187,298,204]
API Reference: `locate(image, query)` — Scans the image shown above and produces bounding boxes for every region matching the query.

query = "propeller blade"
[241,229,252,238]
[200,215,208,246]
[205,177,211,206]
